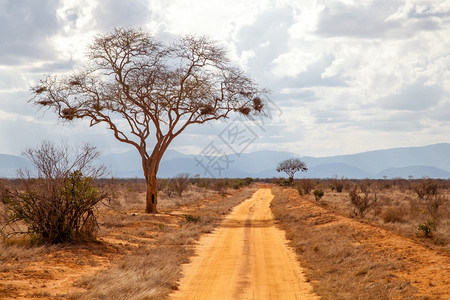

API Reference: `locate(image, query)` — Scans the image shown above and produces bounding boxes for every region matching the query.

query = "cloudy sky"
[1,0,449,158]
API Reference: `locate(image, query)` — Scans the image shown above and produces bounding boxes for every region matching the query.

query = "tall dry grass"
[271,185,420,299]
[307,179,450,250]
[70,183,257,299]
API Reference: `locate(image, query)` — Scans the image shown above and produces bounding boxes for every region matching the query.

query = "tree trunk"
[145,169,158,213]
[288,176,294,185]
[142,142,170,213]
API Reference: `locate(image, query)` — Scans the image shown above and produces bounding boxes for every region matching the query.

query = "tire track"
[171,187,318,300]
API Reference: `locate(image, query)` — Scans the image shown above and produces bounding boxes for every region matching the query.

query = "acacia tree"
[276,158,308,184]
[31,27,269,213]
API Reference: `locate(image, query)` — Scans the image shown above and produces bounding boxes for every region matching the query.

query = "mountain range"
[1,143,449,179]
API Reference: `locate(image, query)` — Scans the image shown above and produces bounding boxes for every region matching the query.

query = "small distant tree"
[0,141,107,244]
[276,158,308,185]
[169,173,191,197]
[31,27,270,213]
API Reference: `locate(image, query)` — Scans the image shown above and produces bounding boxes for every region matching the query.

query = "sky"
[1,0,449,158]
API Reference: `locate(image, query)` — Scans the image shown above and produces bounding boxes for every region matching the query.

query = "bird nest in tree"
[38,100,52,106]
[200,105,215,115]
[35,86,47,94]
[253,97,263,112]
[62,107,77,120]
[238,107,251,115]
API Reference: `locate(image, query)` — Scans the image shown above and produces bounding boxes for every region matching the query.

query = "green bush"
[0,141,106,244]
[313,189,324,201]
[2,171,105,243]
[416,220,436,238]
[273,178,291,187]
[184,214,201,223]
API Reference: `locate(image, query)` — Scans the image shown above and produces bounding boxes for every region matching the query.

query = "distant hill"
[301,163,370,179]
[0,154,31,177]
[300,143,450,175]
[1,143,449,179]
[375,166,450,179]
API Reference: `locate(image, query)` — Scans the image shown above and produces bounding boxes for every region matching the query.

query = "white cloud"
[0,0,449,158]
[0,0,60,64]
[272,52,323,77]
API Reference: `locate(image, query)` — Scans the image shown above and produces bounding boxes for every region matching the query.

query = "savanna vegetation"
[286,177,450,246]
[0,175,255,299]
[271,177,450,299]
[1,174,448,299]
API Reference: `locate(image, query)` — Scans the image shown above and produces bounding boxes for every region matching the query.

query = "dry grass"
[70,183,257,299]
[310,180,450,250]
[271,185,421,299]
[0,177,256,299]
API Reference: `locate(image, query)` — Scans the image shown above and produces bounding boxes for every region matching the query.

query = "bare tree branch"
[30,27,271,213]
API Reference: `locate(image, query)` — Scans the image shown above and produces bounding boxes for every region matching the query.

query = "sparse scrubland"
[293,178,450,248]
[271,178,450,299]
[1,176,449,299]
[0,177,255,299]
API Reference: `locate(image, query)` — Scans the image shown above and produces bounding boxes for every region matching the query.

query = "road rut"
[171,187,318,299]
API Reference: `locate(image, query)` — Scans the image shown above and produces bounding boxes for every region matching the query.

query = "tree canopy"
[31,27,270,212]
[276,158,308,182]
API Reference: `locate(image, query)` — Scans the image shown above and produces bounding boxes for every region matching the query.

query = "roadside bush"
[228,177,253,190]
[313,189,324,201]
[183,214,201,223]
[348,185,377,217]
[0,141,107,244]
[330,177,345,193]
[382,207,405,223]
[416,220,436,238]
[165,173,191,197]
[297,179,315,195]
[211,179,227,194]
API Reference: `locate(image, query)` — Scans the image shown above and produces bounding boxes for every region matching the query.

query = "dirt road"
[171,187,318,300]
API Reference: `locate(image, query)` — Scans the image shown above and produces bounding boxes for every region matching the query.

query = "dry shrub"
[0,141,107,244]
[211,179,228,194]
[330,177,345,192]
[271,186,417,299]
[297,179,315,195]
[382,207,406,223]
[301,179,450,249]
[164,173,191,197]
[413,179,438,200]
[348,185,377,217]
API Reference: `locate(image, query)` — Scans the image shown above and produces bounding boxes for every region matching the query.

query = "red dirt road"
[171,187,318,299]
